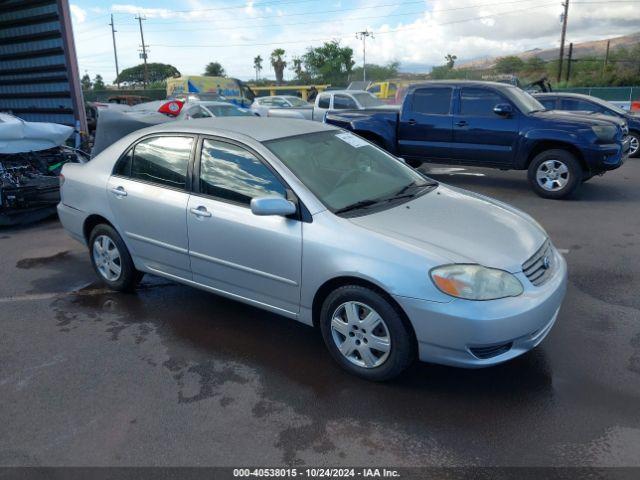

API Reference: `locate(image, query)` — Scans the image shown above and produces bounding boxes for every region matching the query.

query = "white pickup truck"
[265,89,389,121]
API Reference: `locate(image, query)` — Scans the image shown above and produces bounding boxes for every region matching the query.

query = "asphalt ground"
[0,160,639,470]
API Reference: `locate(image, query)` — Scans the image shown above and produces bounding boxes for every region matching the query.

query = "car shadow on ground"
[421,165,637,203]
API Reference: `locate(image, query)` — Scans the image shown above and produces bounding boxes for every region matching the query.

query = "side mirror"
[397,157,406,164]
[250,196,297,217]
[493,103,513,117]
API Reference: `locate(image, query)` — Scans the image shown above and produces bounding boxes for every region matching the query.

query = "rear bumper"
[583,138,629,173]
[394,250,567,368]
[57,202,87,244]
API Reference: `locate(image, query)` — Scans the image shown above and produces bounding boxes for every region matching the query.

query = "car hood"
[348,185,547,273]
[531,110,619,127]
[551,110,627,128]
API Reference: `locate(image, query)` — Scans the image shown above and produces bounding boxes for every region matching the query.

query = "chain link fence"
[557,86,640,102]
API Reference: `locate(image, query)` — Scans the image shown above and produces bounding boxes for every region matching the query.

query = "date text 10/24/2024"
[233,468,401,478]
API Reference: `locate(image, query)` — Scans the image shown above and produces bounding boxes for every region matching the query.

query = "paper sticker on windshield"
[335,132,369,148]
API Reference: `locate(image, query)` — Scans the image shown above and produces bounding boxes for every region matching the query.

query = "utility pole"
[109,14,120,89]
[602,39,610,78]
[355,30,374,82]
[135,14,149,89]
[557,0,570,83]
[566,42,573,83]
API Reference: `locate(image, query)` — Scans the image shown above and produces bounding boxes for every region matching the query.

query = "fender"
[516,127,586,169]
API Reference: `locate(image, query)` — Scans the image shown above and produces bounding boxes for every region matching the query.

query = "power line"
[150,2,557,49]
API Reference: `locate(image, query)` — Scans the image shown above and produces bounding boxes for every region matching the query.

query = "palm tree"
[445,53,457,69]
[253,55,263,81]
[270,48,287,85]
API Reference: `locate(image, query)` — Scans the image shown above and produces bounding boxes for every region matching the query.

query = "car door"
[397,86,454,162]
[451,87,519,166]
[107,134,195,279]
[186,137,302,315]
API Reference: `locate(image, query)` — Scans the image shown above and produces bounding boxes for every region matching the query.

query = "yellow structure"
[367,81,410,101]
[250,85,330,101]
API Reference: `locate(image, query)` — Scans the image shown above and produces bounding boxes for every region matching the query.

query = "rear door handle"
[407,119,417,125]
[190,206,212,218]
[110,186,127,197]
[455,120,468,127]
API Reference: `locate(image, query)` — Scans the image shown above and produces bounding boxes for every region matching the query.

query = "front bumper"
[583,137,629,174]
[394,251,567,368]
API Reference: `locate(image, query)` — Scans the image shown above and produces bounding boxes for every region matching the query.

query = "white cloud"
[70,4,87,23]
[74,0,640,83]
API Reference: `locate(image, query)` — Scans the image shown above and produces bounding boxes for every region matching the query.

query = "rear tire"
[319,285,414,381]
[527,149,582,199]
[89,224,142,292]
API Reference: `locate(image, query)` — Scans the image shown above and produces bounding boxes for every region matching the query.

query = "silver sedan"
[58,118,567,381]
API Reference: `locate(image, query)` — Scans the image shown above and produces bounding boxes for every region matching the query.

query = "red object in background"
[158,100,184,116]
[631,101,640,112]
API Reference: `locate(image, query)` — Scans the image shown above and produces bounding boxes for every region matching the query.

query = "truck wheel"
[89,224,142,292]
[628,131,639,158]
[528,149,582,199]
[319,285,415,381]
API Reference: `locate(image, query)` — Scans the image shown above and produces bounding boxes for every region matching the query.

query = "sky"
[69,0,640,83]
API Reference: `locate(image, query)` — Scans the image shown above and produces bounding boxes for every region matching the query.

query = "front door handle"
[455,120,468,127]
[110,186,127,197]
[190,206,212,218]
[407,119,417,126]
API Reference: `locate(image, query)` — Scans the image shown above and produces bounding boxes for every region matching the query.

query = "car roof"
[533,92,590,99]
[321,90,368,95]
[407,80,517,90]
[189,100,237,107]
[148,117,337,142]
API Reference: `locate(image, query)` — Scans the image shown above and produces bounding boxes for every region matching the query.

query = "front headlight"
[591,125,617,142]
[430,264,524,301]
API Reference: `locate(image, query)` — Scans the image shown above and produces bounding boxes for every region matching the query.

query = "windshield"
[207,105,253,117]
[587,96,627,115]
[284,96,309,107]
[503,86,545,113]
[264,130,435,214]
[351,93,384,108]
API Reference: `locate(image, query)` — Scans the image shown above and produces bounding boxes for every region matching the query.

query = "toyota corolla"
[58,117,567,381]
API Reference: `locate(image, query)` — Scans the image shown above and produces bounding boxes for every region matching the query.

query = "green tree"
[351,61,400,82]
[302,40,355,86]
[93,74,105,90]
[204,62,226,77]
[115,63,180,86]
[80,73,92,90]
[495,56,525,74]
[270,48,287,85]
[253,55,263,81]
[445,53,457,69]
[291,56,311,83]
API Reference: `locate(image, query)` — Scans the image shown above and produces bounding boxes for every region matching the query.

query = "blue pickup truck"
[325,81,628,199]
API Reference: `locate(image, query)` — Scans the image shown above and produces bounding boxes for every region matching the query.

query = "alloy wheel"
[330,301,391,368]
[536,159,570,192]
[630,135,639,156]
[92,235,122,282]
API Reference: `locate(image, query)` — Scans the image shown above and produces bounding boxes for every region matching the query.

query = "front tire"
[527,149,582,199]
[319,285,414,381]
[89,224,142,292]
[628,131,639,158]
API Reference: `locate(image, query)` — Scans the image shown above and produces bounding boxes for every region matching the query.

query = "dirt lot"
[1,161,639,468]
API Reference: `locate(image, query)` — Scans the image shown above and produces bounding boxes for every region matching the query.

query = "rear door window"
[411,87,452,115]
[129,136,193,190]
[317,95,330,109]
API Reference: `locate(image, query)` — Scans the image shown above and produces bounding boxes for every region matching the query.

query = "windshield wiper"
[334,199,380,214]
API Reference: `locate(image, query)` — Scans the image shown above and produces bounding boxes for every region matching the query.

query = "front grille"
[470,342,513,359]
[522,239,555,286]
